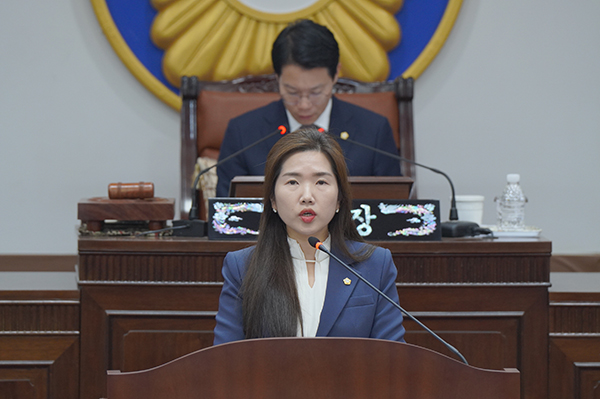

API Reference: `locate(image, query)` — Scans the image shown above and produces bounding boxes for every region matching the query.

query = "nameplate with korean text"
[208,198,441,241]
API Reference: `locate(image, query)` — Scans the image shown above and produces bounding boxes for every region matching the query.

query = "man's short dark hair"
[272,19,339,79]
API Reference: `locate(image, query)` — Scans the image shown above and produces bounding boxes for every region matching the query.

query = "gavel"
[108,182,154,200]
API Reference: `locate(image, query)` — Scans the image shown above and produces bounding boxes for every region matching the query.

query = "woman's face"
[272,150,339,245]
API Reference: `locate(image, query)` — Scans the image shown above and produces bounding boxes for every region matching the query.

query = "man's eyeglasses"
[280,90,331,106]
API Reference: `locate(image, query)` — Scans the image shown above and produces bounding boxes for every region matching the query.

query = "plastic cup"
[455,195,485,225]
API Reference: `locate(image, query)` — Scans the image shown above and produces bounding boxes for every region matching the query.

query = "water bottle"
[495,174,528,230]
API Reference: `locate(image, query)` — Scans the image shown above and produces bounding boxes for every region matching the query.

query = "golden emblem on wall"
[91,0,462,110]
[150,0,404,85]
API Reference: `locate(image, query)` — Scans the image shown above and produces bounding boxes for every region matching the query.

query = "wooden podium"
[106,338,519,399]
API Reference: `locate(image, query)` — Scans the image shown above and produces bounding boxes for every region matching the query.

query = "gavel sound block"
[78,183,175,232]
[78,197,175,232]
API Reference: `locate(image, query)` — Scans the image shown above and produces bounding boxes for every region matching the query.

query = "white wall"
[0,1,598,255]
[413,2,600,254]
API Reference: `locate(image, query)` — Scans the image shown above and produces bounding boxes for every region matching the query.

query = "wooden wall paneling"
[576,364,600,399]
[0,365,48,399]
[79,284,222,399]
[399,285,549,399]
[549,293,600,399]
[389,240,550,399]
[550,255,600,272]
[78,252,227,283]
[0,337,80,399]
[109,310,217,371]
[0,292,80,399]
[549,338,600,399]
[392,252,550,284]
[0,255,77,272]
[403,310,522,368]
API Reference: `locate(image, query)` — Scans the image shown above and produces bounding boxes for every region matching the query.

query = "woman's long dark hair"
[241,127,374,339]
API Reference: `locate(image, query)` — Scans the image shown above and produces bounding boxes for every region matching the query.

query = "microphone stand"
[170,125,288,237]
[338,133,491,237]
[308,237,468,365]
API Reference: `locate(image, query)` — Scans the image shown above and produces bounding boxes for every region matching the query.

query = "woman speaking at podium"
[213,126,405,344]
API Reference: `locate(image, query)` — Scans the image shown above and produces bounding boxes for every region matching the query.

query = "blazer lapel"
[328,97,354,156]
[264,99,290,129]
[316,246,359,336]
[328,96,352,134]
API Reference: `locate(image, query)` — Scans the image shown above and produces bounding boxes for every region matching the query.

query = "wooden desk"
[78,236,551,399]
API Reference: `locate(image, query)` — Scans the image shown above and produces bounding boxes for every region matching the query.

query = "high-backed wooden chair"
[180,74,415,219]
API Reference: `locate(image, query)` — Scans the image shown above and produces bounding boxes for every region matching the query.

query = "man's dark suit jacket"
[216,96,401,197]
[213,241,406,345]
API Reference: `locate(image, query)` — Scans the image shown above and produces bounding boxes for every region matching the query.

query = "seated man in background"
[216,19,401,197]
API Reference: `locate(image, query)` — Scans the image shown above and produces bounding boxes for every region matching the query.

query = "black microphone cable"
[134,224,189,237]
[336,132,492,238]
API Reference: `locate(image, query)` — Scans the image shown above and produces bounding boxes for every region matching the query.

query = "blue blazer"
[213,241,406,345]
[216,97,401,197]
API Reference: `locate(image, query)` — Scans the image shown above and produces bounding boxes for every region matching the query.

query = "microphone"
[337,132,491,237]
[188,125,288,220]
[308,236,468,365]
[171,125,288,237]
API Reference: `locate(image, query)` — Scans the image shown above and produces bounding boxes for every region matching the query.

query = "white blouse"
[287,236,331,337]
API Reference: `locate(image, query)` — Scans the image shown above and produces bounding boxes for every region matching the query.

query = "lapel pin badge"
[343,277,351,286]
